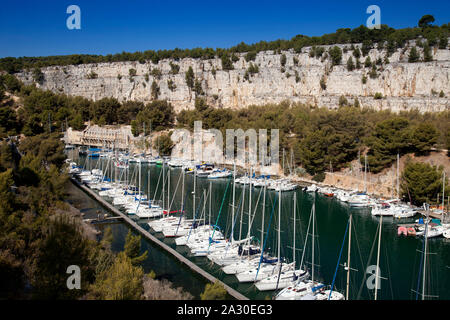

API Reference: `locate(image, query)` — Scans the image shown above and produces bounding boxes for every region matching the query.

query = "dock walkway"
[71,177,248,300]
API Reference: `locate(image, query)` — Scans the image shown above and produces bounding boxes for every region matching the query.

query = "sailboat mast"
[293,193,296,266]
[181,168,185,213]
[422,206,429,300]
[148,170,150,204]
[442,171,446,215]
[231,161,236,243]
[374,215,383,300]
[290,147,294,176]
[278,187,281,265]
[209,181,212,226]
[364,154,367,193]
[346,213,352,300]
[261,176,266,252]
[203,189,206,226]
[239,179,245,241]
[312,198,315,283]
[143,122,146,155]
[396,153,400,198]
[167,168,171,212]
[248,167,252,249]
[193,168,196,218]
[138,157,141,200]
[162,160,165,211]
[149,120,152,157]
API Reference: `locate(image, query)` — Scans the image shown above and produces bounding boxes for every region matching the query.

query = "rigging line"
[255,195,278,281]
[247,184,264,240]
[409,245,420,300]
[220,190,245,260]
[329,216,350,300]
[314,203,321,277]
[356,220,380,300]
[167,169,183,213]
[152,165,163,201]
[177,186,203,236]
[295,193,305,254]
[384,245,394,300]
[239,182,246,241]
[415,229,426,300]
[231,190,245,240]
[198,188,212,233]
[188,188,208,240]
[178,189,189,233]
[299,203,314,281]
[224,184,242,238]
[351,215,366,283]
[207,178,232,253]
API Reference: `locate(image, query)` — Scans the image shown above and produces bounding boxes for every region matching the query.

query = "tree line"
[177,98,449,179]
[0,74,176,138]
[1,17,448,74]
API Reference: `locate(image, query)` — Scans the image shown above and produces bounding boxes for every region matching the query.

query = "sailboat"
[255,193,309,291]
[413,203,439,300]
[275,194,326,300]
[309,214,354,301]
[207,166,257,265]
[222,175,276,274]
[235,187,293,283]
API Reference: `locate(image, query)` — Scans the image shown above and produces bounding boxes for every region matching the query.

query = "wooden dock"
[71,177,248,300]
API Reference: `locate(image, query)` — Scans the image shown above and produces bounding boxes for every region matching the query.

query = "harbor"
[70,177,247,300]
[66,149,450,300]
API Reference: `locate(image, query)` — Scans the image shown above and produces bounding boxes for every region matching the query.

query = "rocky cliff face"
[16,41,450,113]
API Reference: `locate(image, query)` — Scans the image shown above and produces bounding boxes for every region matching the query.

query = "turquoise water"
[69,154,450,300]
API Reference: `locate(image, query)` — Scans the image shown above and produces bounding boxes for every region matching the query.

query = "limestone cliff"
[16,41,450,113]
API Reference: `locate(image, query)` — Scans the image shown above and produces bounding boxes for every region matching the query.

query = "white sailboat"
[275,195,325,300]
[255,193,309,291]
[236,187,292,283]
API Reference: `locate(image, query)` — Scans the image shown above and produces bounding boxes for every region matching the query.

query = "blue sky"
[0,0,449,58]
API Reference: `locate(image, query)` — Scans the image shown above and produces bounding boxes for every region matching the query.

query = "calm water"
[68,153,450,300]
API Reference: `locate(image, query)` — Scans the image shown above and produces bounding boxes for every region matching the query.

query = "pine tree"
[347,56,355,71]
[401,161,447,206]
[200,281,227,300]
[423,43,432,62]
[124,230,148,266]
[408,46,420,63]
[185,66,194,89]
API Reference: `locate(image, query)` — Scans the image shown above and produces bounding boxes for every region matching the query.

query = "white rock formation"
[16,41,449,113]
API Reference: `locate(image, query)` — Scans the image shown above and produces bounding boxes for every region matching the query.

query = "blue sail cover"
[312,284,325,292]
[262,257,278,264]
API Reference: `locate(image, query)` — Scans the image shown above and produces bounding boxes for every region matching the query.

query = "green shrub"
[374,92,383,99]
